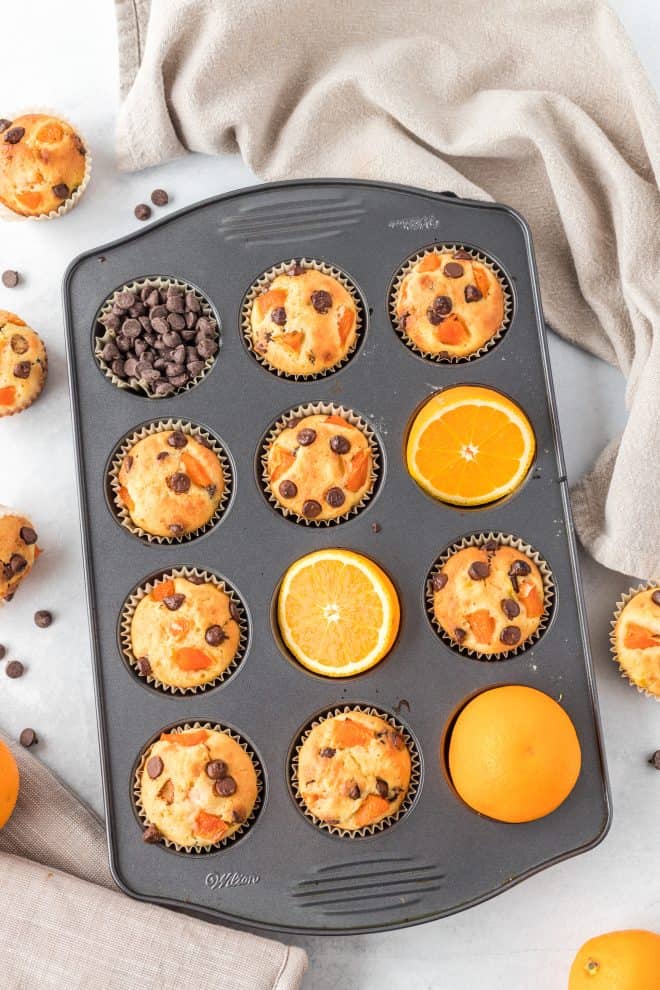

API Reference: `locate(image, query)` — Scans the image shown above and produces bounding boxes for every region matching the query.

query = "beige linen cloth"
[0,731,307,989]
[115,0,660,579]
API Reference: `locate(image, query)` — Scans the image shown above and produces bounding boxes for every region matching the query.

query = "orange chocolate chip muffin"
[395,248,505,358]
[431,540,545,654]
[612,587,660,698]
[116,429,224,539]
[266,413,373,521]
[130,575,241,690]
[0,312,47,416]
[0,507,39,601]
[0,114,87,217]
[297,711,411,831]
[249,263,358,376]
[139,726,258,847]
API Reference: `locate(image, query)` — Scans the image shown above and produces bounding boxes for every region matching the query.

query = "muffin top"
[116,429,224,538]
[130,576,241,689]
[613,588,660,697]
[250,265,358,376]
[0,114,87,217]
[266,413,373,521]
[0,508,39,600]
[395,249,504,358]
[0,312,47,417]
[139,726,258,847]
[297,711,411,831]
[431,542,545,654]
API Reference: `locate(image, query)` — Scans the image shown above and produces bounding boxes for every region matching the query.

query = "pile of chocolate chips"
[97,282,218,397]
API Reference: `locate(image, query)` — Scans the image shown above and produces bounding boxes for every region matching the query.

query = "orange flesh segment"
[270,447,295,482]
[337,309,355,344]
[180,451,212,487]
[519,583,544,618]
[279,331,304,353]
[255,288,286,319]
[345,449,369,492]
[17,191,42,210]
[355,794,390,828]
[326,415,349,427]
[160,728,209,746]
[473,265,490,298]
[0,386,16,405]
[417,254,441,272]
[169,618,190,638]
[194,810,228,840]
[173,647,213,670]
[334,718,373,749]
[36,123,63,142]
[435,313,468,345]
[466,609,495,644]
[117,486,134,512]
[151,579,175,602]
[624,622,660,650]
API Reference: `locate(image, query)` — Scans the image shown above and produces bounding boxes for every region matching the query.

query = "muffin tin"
[63,179,610,934]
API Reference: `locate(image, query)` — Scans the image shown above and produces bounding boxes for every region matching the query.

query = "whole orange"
[568,930,660,989]
[447,684,581,823]
[0,738,19,828]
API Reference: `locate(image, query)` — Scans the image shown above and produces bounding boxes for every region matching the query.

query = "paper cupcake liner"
[610,583,660,701]
[258,401,381,527]
[240,258,364,380]
[133,721,264,853]
[425,532,554,660]
[289,705,421,839]
[388,243,513,364]
[94,277,219,399]
[0,108,91,222]
[119,566,249,695]
[0,320,48,417]
[107,419,233,544]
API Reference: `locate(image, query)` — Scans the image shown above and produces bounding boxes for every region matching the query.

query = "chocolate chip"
[205,624,227,646]
[454,627,467,644]
[13,361,31,379]
[151,188,169,206]
[431,572,448,592]
[134,203,151,221]
[468,560,490,580]
[205,759,228,779]
[0,120,10,132]
[348,783,361,800]
[186,574,206,585]
[319,747,336,758]
[34,610,52,628]
[10,554,26,574]
[483,539,499,552]
[501,598,520,620]
[215,775,237,796]
[271,306,287,326]
[206,484,217,499]
[19,526,37,545]
[166,293,185,314]
[389,731,405,750]
[163,593,185,611]
[329,434,350,454]
[156,451,170,461]
[167,472,191,494]
[278,479,297,499]
[142,824,162,844]
[2,270,19,288]
[371,522,381,533]
[310,289,332,314]
[52,183,70,200]
[6,660,24,679]
[196,336,218,359]
[147,756,164,779]
[136,657,152,676]
[465,284,483,303]
[453,250,473,260]
[326,487,345,508]
[651,591,660,607]
[443,262,464,278]
[649,750,660,770]
[286,263,304,276]
[10,334,28,355]
[297,428,316,446]
[168,523,185,537]
[509,559,531,577]
[427,295,453,324]
[375,778,388,798]
[19,728,37,748]
[500,625,521,646]
[229,600,241,622]
[122,318,141,339]
[302,499,322,518]
[0,645,5,660]
[4,126,25,144]
[117,290,136,309]
[232,809,245,823]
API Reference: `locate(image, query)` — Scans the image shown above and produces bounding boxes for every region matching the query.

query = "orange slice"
[406,385,535,506]
[277,549,399,677]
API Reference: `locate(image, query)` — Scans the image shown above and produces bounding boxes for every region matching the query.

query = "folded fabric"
[0,731,307,990]
[114,0,660,579]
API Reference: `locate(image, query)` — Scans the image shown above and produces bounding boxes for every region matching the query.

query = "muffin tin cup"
[132,721,264,853]
[119,566,249,695]
[94,277,219,399]
[241,258,364,380]
[107,419,233,544]
[0,107,92,223]
[289,705,421,839]
[425,532,555,660]
[259,401,381,527]
[610,584,660,701]
[389,243,513,364]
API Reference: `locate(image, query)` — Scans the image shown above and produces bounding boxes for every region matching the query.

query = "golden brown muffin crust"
[0,510,39,600]
[0,114,87,217]
[613,588,660,697]
[0,312,47,417]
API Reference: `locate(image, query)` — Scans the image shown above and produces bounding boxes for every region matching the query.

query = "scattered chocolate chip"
[501,598,520,620]
[278,479,297,499]
[229,600,241,622]
[454,627,467,645]
[147,756,164,779]
[167,472,191,494]
[0,645,5,660]
[468,560,490,580]
[151,188,169,206]
[325,487,345,508]
[310,289,332,314]
[348,783,361,800]
[453,250,473,260]
[4,126,25,144]
[302,499,322,518]
[465,284,483,303]
[206,759,228,779]
[443,262,464,278]
[13,361,31,379]
[10,554,26,574]
[136,657,152,676]
[205,624,227,646]
[432,572,448,592]
[19,526,37,545]
[371,522,381,533]
[19,728,38,748]
[319,747,336,758]
[329,434,350,455]
[652,591,660,607]
[286,262,304,276]
[34,610,52,628]
[297,428,316,446]
[500,625,521,646]
[142,824,162,844]
[0,120,10,132]
[271,306,287,326]
[52,183,70,200]
[134,203,151,221]
[215,775,237,797]
[648,750,660,770]
[6,660,24,679]
[2,270,19,288]
[163,593,185,611]
[375,778,388,798]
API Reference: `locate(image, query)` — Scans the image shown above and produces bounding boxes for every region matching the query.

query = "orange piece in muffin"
[0,114,87,217]
[250,264,358,376]
[0,507,40,601]
[612,587,660,697]
[395,248,505,358]
[0,312,47,417]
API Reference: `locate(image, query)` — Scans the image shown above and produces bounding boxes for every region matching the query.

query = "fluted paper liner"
[289,705,421,839]
[94,277,219,398]
[389,243,513,363]
[0,108,91,222]
[259,401,381,527]
[108,419,232,544]
[133,721,263,853]
[425,532,554,660]
[119,566,249,695]
[610,583,660,701]
[241,258,364,379]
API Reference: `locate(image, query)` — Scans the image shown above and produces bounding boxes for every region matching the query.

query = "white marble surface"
[0,2,658,987]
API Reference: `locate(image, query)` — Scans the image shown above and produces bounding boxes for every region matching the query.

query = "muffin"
[0,114,87,218]
[266,412,373,521]
[129,575,241,690]
[297,711,411,831]
[431,541,545,654]
[612,587,660,698]
[0,507,39,601]
[395,248,505,358]
[249,263,358,376]
[138,726,258,847]
[116,428,225,539]
[0,312,47,416]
